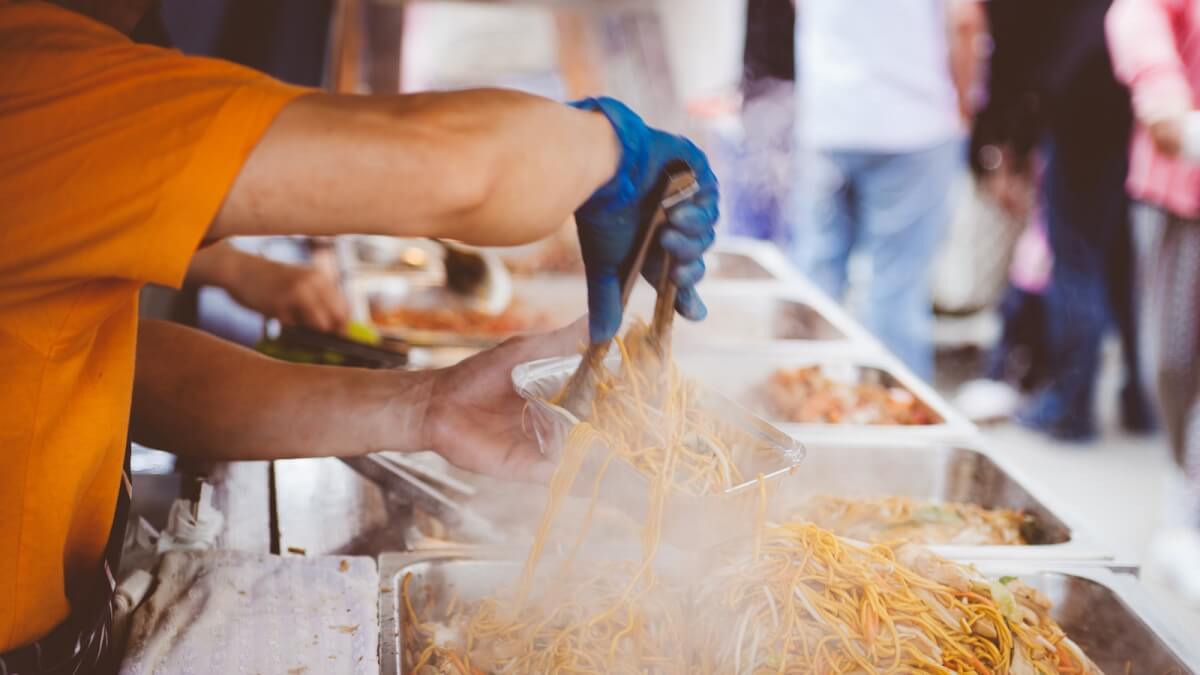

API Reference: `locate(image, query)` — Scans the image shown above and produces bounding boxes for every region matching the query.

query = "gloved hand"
[569,97,719,343]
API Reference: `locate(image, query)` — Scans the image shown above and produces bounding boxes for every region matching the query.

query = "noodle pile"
[400,322,1106,675]
[371,300,549,339]
[576,322,763,496]
[402,559,689,674]
[792,494,1032,546]
[695,523,1100,674]
[764,365,940,425]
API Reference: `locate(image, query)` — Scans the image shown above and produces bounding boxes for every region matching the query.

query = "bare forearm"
[132,319,432,461]
[184,241,244,289]
[948,1,986,120]
[211,89,619,245]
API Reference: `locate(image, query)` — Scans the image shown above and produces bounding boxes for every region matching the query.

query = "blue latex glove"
[570,97,720,343]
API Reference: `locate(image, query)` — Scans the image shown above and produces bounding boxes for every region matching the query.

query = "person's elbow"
[384,89,592,246]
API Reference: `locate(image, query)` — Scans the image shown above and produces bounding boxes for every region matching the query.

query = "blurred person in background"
[184,241,350,334]
[789,0,983,381]
[1108,0,1200,603]
[728,0,795,242]
[970,0,1152,440]
[954,201,1057,422]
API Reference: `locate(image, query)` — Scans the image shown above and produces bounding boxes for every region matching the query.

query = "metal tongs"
[340,453,505,545]
[560,161,701,419]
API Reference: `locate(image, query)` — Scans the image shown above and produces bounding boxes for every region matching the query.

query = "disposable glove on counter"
[569,97,720,343]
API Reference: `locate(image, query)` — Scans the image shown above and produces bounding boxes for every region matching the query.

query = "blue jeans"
[1021,135,1140,438]
[789,140,962,380]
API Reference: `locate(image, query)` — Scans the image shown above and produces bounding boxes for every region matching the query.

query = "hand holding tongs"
[560,161,701,419]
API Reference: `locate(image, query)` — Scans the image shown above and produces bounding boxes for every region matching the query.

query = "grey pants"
[1133,203,1200,523]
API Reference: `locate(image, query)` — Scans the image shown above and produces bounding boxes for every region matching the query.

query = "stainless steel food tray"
[378,552,1198,675]
[361,440,1112,564]
[658,283,852,344]
[339,235,796,282]
[492,235,799,282]
[971,562,1200,673]
[495,238,790,281]
[771,439,1117,562]
[674,343,974,441]
[348,275,860,346]
[705,236,802,282]
[706,249,783,280]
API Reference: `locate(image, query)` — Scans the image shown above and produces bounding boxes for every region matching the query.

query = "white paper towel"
[120,550,379,675]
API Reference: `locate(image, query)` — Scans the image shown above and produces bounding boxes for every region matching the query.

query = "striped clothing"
[1108,0,1200,219]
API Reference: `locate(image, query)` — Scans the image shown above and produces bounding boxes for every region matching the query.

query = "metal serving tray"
[970,562,1200,674]
[378,552,1198,675]
[349,276,854,347]
[495,246,782,282]
[339,235,793,282]
[673,343,974,441]
[661,284,849,343]
[492,235,798,281]
[771,439,1118,562]
[705,236,802,282]
[705,250,778,280]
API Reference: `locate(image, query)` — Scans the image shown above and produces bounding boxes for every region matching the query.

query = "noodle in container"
[512,350,805,549]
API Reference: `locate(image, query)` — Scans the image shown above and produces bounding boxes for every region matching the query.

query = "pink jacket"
[1107,0,1200,219]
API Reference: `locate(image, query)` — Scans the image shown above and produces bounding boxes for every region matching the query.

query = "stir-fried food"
[697,524,1100,674]
[764,365,941,425]
[402,560,690,675]
[399,322,1105,674]
[402,528,1101,674]
[370,302,546,338]
[570,322,782,496]
[895,545,1103,675]
[792,494,1032,546]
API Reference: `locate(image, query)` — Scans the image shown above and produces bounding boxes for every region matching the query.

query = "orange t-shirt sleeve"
[0,1,310,291]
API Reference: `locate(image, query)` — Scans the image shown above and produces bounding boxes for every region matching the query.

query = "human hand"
[568,97,720,343]
[1149,116,1184,157]
[421,319,587,482]
[979,170,1035,220]
[976,144,1035,219]
[232,257,350,333]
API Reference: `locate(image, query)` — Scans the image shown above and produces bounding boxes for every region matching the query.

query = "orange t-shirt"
[0,1,307,651]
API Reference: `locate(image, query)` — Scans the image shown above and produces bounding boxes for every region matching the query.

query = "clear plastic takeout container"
[511,352,806,547]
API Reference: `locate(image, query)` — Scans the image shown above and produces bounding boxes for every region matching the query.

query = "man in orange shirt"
[0,1,720,671]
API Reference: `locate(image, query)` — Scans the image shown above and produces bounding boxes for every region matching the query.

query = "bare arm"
[210,89,619,245]
[1107,0,1191,122]
[185,241,349,331]
[133,317,587,480]
[184,240,244,288]
[132,319,430,461]
[1107,0,1192,156]
[948,0,987,124]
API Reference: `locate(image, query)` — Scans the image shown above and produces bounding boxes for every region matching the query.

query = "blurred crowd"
[730,0,1200,603]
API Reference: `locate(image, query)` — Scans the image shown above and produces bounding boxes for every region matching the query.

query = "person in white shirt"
[790,0,981,380]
